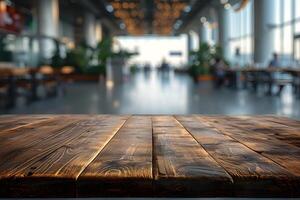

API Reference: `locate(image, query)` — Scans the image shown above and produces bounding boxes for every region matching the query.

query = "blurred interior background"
[0,0,300,118]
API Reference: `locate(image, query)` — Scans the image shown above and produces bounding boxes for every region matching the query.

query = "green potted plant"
[51,40,64,69]
[64,45,90,73]
[96,37,113,65]
[0,37,13,62]
[188,43,229,82]
[61,37,137,79]
[188,42,212,82]
[129,64,138,74]
[82,37,114,77]
[212,44,230,66]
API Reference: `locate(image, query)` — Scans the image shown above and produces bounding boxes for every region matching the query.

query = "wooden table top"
[0,66,57,77]
[237,67,300,74]
[0,115,300,198]
[0,67,31,77]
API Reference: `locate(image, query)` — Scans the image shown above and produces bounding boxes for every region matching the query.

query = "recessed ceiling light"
[200,17,207,23]
[106,5,114,13]
[184,5,191,13]
[224,3,231,9]
[120,23,126,30]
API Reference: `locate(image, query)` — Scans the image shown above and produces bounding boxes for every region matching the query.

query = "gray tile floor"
[3,71,300,119]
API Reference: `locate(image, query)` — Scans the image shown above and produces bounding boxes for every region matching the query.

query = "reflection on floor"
[3,71,300,119]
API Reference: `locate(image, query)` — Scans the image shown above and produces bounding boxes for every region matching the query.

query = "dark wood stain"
[199,116,300,177]
[0,115,299,197]
[0,115,129,197]
[176,115,298,197]
[77,116,153,197]
[152,116,233,197]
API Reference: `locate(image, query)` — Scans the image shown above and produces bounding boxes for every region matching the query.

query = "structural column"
[95,20,103,44]
[254,0,275,65]
[187,32,193,64]
[37,0,59,60]
[189,30,199,50]
[84,12,96,48]
[199,24,209,44]
[218,6,230,60]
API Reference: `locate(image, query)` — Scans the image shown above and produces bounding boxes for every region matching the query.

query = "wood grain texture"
[152,116,233,197]
[78,116,153,197]
[261,116,300,129]
[230,116,300,148]
[0,115,300,197]
[0,115,54,133]
[0,115,129,197]
[199,116,300,178]
[176,115,298,197]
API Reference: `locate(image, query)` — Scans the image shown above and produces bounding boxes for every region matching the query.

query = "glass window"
[283,0,293,23]
[282,24,293,55]
[245,1,252,35]
[295,38,300,61]
[273,28,281,53]
[274,0,282,25]
[295,0,300,19]
[228,0,253,65]
[270,0,299,61]
[296,22,300,34]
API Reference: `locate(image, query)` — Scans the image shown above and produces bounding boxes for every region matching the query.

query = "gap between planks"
[74,115,132,180]
[197,115,300,177]
[172,116,234,183]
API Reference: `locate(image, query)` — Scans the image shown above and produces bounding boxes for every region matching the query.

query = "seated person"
[160,59,170,71]
[213,58,228,88]
[268,53,280,68]
[267,53,286,95]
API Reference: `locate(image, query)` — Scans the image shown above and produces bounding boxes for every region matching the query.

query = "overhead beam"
[89,0,123,34]
[142,0,154,34]
[176,0,212,34]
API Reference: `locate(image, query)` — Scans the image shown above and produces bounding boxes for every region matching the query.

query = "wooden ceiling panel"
[105,0,191,35]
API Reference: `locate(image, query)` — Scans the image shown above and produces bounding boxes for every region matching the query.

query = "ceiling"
[102,0,211,35]
[10,0,212,36]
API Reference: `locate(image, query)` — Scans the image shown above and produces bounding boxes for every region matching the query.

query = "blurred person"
[268,53,280,68]
[267,53,284,95]
[144,63,151,72]
[160,58,170,71]
[213,57,228,88]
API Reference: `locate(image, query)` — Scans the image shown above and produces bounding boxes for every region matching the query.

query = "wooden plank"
[176,115,298,197]
[229,116,300,148]
[0,115,54,133]
[152,116,233,197]
[199,116,300,180]
[78,116,153,197]
[0,114,299,198]
[0,115,129,197]
[0,115,99,164]
[259,116,300,129]
[0,115,83,165]
[0,115,84,197]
